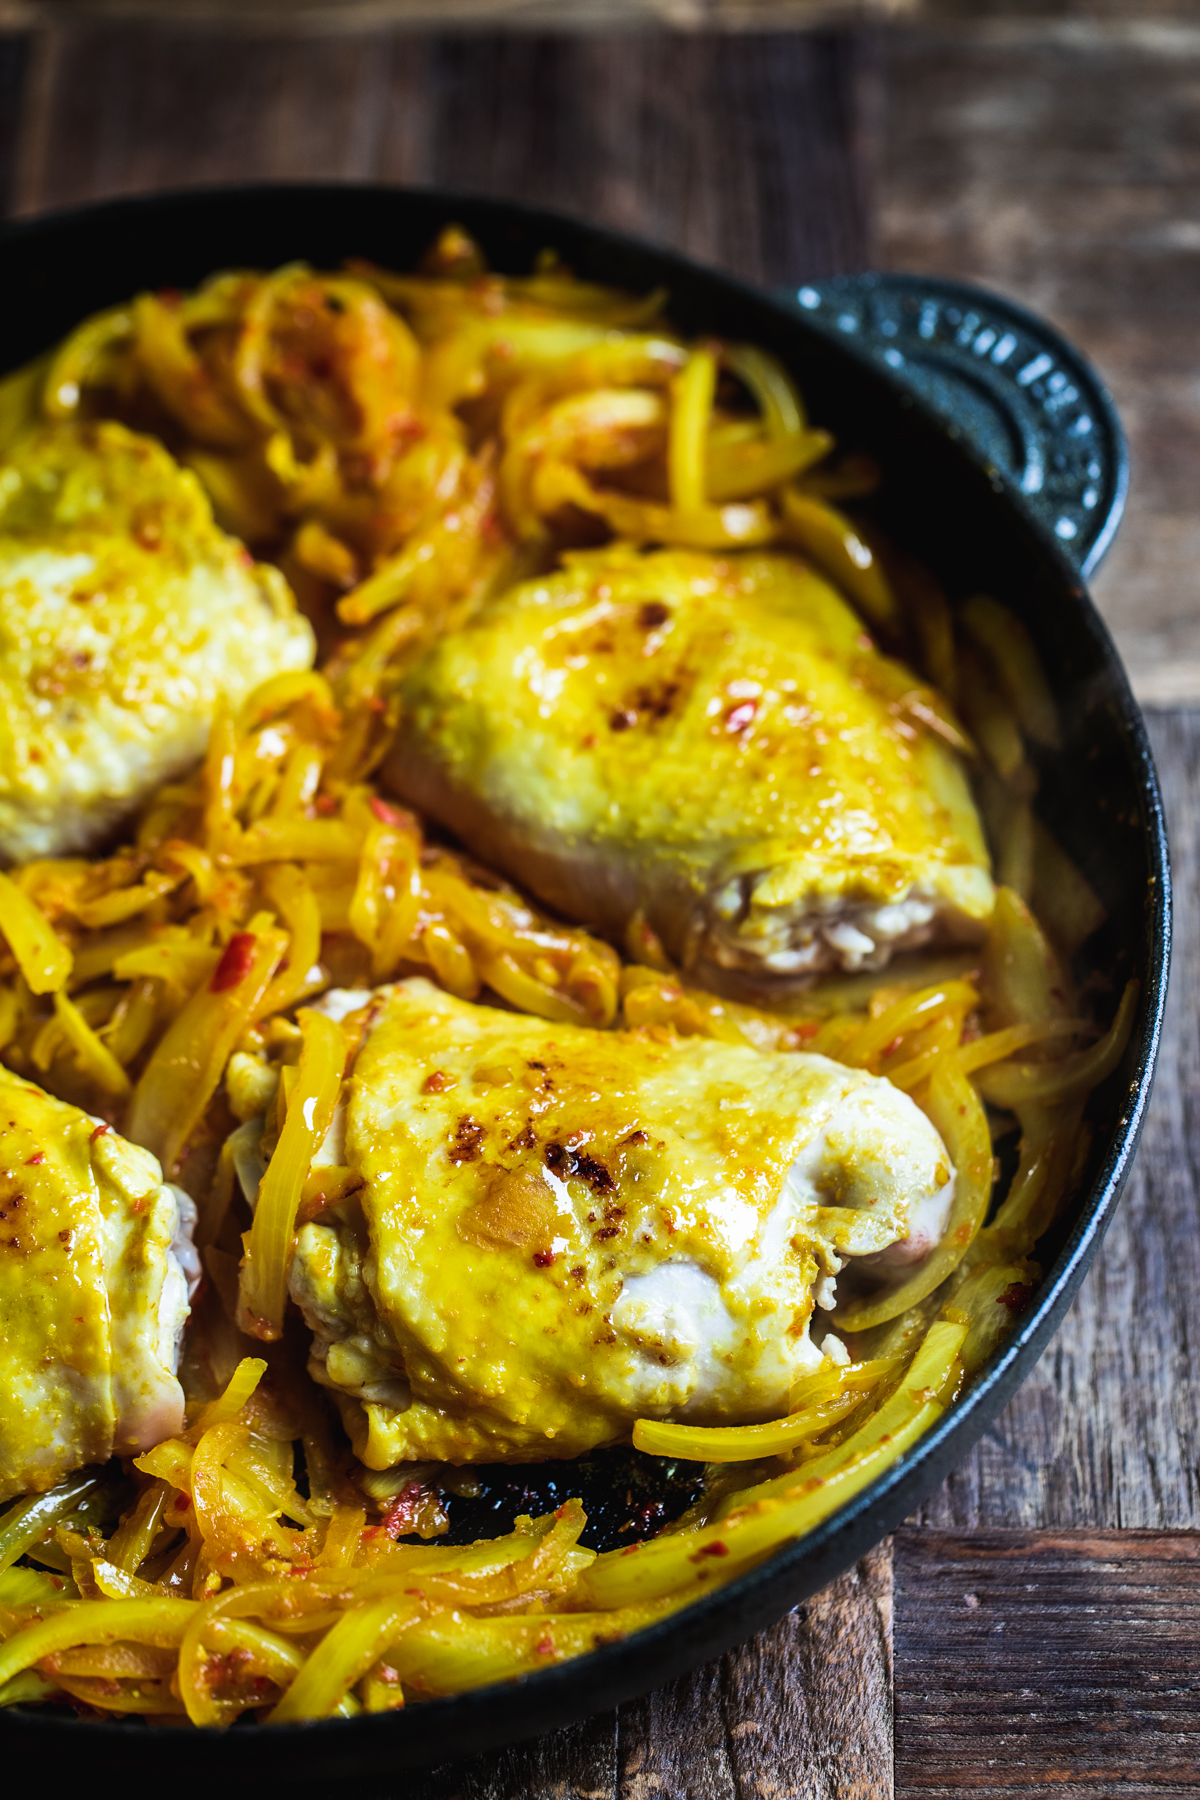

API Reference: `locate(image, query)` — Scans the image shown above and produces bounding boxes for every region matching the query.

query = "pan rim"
[0,179,1172,1774]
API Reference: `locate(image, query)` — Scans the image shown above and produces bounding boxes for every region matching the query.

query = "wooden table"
[2,14,1198,1793]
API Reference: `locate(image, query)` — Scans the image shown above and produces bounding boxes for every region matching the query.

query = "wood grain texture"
[875,22,1200,704]
[11,25,873,285]
[398,1544,892,1800]
[893,1529,1200,1799]
[922,0,1200,16]
[0,35,28,216]
[0,0,915,25]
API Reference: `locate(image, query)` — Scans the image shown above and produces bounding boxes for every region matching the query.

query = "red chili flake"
[211,932,256,992]
[533,1250,556,1268]
[690,1541,729,1561]
[370,796,409,827]
[422,1070,456,1095]
[534,1634,554,1655]
[996,1282,1032,1314]
[314,793,338,815]
[89,1123,110,1144]
[25,1153,45,1165]
[381,1481,428,1540]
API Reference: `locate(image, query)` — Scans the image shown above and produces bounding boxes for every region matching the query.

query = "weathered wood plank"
[875,22,1200,704]
[12,24,404,208]
[920,2,1200,17]
[0,0,914,26]
[12,25,872,284]
[0,34,28,216]
[914,708,1200,1533]
[618,1541,893,1800]
[893,1529,1200,1799]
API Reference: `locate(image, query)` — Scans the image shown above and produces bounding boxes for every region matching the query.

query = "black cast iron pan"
[0,184,1170,1786]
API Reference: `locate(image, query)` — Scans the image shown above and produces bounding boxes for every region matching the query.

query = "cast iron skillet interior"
[0,185,1171,1784]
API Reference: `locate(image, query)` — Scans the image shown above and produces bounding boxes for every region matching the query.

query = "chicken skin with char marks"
[287,979,955,1467]
[386,547,993,991]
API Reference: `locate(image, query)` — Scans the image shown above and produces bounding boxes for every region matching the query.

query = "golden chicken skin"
[286,979,955,1467]
[386,547,994,990]
[0,420,314,864]
[0,1065,200,1502]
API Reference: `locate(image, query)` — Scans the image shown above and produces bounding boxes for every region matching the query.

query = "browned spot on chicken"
[458,1165,559,1253]
[449,1116,486,1164]
[634,681,682,721]
[545,1141,615,1194]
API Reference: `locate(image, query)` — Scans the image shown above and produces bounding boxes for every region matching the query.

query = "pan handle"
[783,272,1127,579]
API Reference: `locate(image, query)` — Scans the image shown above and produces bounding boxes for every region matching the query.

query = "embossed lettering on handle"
[785,272,1128,578]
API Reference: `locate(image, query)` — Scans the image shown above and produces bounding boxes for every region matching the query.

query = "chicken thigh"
[385,547,993,990]
[0,1066,200,1502]
[0,420,313,863]
[287,979,955,1467]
